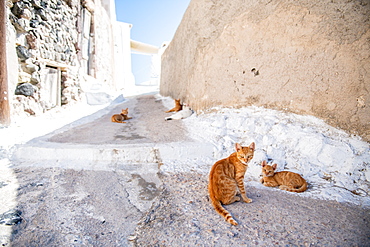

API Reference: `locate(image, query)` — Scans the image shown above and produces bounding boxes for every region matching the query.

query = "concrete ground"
[3,93,370,246]
[48,94,192,145]
[134,173,370,247]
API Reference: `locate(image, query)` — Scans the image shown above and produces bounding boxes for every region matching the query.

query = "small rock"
[11,2,26,17]
[127,235,137,241]
[25,63,39,74]
[15,83,35,97]
[16,46,31,61]
[30,18,40,28]
[31,0,43,9]
[227,231,238,237]
[36,8,48,21]
[30,72,41,84]
[0,209,22,225]
[21,8,33,20]
[273,223,285,233]
[0,181,8,188]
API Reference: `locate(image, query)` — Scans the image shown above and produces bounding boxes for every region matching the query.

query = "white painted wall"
[101,0,117,22]
[114,22,135,91]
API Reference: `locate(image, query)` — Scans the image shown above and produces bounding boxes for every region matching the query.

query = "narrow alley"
[2,93,368,246]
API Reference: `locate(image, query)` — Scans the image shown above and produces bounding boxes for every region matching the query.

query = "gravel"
[132,172,370,246]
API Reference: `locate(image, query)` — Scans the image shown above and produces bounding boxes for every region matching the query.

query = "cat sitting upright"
[111,108,132,123]
[208,142,255,225]
[166,99,182,113]
[260,160,307,193]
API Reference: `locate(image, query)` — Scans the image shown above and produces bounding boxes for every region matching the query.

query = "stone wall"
[160,0,370,142]
[6,0,117,117]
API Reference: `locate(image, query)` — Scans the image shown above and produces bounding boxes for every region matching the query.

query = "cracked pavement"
[5,94,180,246]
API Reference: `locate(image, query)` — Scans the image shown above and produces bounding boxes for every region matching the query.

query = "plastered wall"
[160,0,370,141]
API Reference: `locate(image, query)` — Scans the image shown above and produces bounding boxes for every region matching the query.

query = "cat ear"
[235,143,242,151]
[249,142,255,150]
[125,108,128,110]
[272,164,277,170]
[261,160,267,167]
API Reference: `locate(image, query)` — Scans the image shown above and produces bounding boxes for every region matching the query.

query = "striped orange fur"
[165,99,182,113]
[111,108,132,123]
[208,142,255,225]
[260,161,307,193]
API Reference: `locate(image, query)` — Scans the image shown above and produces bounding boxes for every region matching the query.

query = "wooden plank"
[0,0,10,125]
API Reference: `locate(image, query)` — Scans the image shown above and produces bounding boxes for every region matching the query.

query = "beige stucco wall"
[160,0,370,141]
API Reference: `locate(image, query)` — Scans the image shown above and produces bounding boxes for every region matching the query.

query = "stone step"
[11,141,214,171]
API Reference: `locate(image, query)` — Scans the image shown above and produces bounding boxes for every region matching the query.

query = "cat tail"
[210,195,238,225]
[165,108,176,113]
[280,181,308,193]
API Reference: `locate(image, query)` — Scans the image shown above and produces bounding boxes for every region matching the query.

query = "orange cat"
[111,108,132,123]
[208,142,255,225]
[260,160,307,193]
[165,99,182,113]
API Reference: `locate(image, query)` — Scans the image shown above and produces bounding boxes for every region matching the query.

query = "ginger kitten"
[260,160,307,193]
[165,103,193,120]
[111,108,132,123]
[165,99,182,113]
[208,142,255,225]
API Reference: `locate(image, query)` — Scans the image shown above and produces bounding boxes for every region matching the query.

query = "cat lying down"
[165,103,193,121]
[260,160,307,193]
[111,108,132,123]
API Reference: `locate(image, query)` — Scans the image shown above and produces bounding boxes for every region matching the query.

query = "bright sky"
[114,0,191,84]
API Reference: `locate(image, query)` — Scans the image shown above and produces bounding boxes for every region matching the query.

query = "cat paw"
[243,197,252,203]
